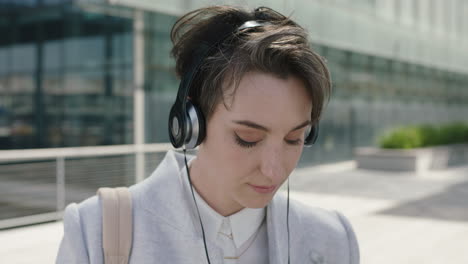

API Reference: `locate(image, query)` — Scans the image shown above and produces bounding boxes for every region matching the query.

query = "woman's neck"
[188,156,244,217]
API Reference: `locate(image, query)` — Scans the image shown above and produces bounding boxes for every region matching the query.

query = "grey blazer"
[56,150,359,264]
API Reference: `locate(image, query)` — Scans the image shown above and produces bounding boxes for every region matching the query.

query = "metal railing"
[0,143,173,229]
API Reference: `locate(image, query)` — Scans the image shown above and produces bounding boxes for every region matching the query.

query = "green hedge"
[379,122,468,149]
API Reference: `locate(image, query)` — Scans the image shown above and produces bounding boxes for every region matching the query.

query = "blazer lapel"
[136,150,200,235]
[133,150,224,263]
[267,193,312,264]
[267,194,289,264]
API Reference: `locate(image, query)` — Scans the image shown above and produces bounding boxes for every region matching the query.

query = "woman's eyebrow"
[290,120,312,132]
[232,120,311,132]
[233,120,269,132]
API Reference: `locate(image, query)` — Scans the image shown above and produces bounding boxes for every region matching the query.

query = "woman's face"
[196,71,312,215]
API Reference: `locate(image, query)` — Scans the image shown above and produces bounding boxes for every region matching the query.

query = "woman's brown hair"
[170,5,331,124]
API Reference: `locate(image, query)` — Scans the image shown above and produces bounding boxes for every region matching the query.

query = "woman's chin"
[241,195,274,209]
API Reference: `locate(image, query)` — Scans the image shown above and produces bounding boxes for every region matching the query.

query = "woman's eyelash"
[235,133,302,148]
[234,135,257,148]
[286,139,302,145]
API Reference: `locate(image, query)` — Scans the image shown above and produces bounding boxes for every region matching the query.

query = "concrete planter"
[355,144,468,173]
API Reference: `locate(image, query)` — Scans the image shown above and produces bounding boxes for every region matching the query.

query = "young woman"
[57,6,359,264]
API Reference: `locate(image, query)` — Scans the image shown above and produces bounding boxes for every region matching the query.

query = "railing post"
[56,156,65,213]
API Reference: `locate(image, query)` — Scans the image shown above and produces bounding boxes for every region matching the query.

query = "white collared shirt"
[180,157,269,264]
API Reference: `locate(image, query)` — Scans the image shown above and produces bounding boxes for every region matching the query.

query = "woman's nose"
[259,146,284,181]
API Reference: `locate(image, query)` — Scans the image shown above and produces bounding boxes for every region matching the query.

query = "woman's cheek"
[289,147,304,168]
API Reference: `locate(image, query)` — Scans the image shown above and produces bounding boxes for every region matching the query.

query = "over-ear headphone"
[168,20,319,149]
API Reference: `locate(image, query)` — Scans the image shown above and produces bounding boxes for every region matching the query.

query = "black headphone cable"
[183,148,212,264]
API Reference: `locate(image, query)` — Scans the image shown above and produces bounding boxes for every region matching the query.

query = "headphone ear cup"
[304,124,319,146]
[192,102,206,147]
[168,103,185,148]
[184,100,206,149]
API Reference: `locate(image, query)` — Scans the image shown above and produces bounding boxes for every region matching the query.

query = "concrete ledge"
[355,144,468,173]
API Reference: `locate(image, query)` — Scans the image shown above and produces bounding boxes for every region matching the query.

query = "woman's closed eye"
[234,134,258,148]
[285,138,302,145]
[285,129,308,146]
[234,133,303,148]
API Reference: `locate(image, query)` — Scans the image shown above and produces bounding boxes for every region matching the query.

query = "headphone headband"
[175,20,269,105]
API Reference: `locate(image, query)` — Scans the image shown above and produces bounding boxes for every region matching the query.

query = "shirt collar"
[229,204,265,248]
[180,156,265,248]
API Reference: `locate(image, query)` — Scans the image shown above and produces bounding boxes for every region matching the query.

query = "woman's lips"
[248,184,276,194]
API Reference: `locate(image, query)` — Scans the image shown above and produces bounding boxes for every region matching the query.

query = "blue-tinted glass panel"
[0,47,8,74]
[64,36,105,69]
[11,44,36,72]
[112,32,133,65]
[144,12,178,143]
[43,40,62,70]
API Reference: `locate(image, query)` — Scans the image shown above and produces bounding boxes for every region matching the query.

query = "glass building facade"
[0,0,134,149]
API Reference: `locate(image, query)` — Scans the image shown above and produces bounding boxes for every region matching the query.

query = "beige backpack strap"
[97,187,133,264]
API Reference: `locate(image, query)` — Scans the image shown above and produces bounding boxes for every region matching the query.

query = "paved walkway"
[1,162,468,264]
